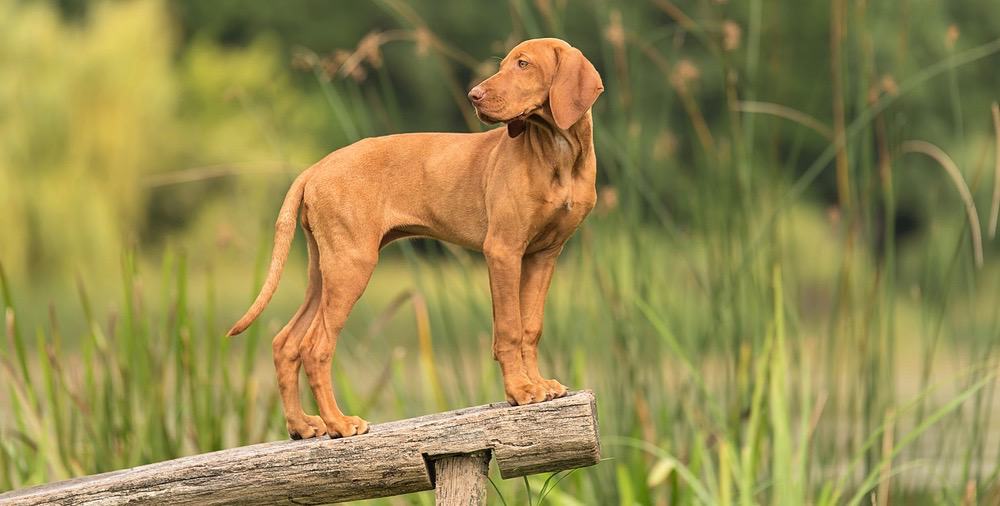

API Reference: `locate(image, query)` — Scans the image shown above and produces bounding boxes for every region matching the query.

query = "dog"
[227,38,603,439]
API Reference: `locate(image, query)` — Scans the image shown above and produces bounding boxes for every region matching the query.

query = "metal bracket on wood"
[0,390,601,505]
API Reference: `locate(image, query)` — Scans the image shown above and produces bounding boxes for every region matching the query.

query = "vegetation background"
[2,0,1000,504]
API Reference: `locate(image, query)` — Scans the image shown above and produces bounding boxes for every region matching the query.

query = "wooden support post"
[433,451,490,505]
[0,390,600,505]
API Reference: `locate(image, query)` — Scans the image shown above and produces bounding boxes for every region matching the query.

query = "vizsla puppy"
[227,38,603,439]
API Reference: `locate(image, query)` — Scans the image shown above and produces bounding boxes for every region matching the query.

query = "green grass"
[3,0,1000,504]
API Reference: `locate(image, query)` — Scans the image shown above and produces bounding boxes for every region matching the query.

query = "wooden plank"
[1,390,600,505]
[432,451,490,505]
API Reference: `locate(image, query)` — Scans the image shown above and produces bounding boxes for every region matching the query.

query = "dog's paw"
[286,413,331,440]
[325,415,370,439]
[304,414,329,436]
[505,379,549,406]
[287,419,323,440]
[539,378,568,399]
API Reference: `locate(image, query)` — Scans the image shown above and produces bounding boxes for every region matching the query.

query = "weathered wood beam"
[432,451,491,505]
[1,390,600,505]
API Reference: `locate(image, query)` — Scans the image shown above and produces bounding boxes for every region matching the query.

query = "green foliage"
[3,0,1000,504]
[0,0,174,277]
[0,0,325,286]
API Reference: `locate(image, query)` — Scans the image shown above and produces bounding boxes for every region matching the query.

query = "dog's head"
[468,38,603,137]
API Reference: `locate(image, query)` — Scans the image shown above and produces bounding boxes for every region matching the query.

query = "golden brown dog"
[227,38,603,439]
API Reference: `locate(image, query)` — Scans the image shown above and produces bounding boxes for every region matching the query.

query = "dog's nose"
[468,86,486,103]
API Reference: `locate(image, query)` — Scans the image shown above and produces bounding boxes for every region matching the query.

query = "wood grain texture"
[433,451,490,505]
[0,390,600,505]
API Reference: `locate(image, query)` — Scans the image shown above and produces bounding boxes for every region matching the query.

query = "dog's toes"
[304,414,328,437]
[286,421,318,440]
[543,379,568,399]
[288,413,340,440]
[325,415,369,439]
[505,381,548,406]
[356,417,370,435]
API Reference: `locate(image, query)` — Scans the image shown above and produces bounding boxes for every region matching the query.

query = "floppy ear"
[549,47,604,130]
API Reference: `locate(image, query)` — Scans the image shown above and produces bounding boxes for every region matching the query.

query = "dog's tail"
[227,170,310,337]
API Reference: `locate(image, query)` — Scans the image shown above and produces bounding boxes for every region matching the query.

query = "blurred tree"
[4,0,999,282]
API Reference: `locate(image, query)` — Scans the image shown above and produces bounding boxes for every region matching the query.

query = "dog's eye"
[517,59,529,69]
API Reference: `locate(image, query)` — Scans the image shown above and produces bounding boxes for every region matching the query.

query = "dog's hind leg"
[271,225,328,439]
[300,224,378,438]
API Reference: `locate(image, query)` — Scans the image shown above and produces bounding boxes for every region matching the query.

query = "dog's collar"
[506,103,546,138]
[507,119,526,138]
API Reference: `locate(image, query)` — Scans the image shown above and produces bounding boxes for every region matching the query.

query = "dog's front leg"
[519,248,567,400]
[485,242,549,405]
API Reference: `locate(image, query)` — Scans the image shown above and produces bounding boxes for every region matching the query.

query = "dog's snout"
[468,86,486,103]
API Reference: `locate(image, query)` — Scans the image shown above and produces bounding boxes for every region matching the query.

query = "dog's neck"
[519,110,593,176]
[508,111,593,211]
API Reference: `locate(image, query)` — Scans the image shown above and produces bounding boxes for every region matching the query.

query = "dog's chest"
[549,171,586,213]
[529,172,596,249]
